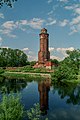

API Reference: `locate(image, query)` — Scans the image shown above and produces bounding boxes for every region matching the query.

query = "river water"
[0,77,80,120]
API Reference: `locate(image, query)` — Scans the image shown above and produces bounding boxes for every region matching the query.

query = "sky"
[0,0,80,61]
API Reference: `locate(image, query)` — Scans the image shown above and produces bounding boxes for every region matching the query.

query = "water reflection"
[38,78,51,115]
[53,81,80,105]
[0,76,28,93]
[1,76,80,119]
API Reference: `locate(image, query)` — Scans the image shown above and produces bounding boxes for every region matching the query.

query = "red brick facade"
[33,28,51,69]
[38,28,50,64]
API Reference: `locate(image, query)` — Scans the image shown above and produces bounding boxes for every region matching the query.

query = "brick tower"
[38,28,50,65]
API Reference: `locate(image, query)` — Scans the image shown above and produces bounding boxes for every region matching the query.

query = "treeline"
[52,49,80,81]
[0,48,28,67]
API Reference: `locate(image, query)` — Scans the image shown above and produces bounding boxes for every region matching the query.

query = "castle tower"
[38,28,50,64]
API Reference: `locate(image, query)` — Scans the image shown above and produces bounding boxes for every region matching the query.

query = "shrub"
[0,68,4,74]
[26,103,48,120]
[0,93,24,120]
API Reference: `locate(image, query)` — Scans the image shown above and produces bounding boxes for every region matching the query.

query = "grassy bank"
[1,71,51,81]
[5,66,53,73]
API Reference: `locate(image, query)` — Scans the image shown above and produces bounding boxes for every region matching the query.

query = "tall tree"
[52,49,80,81]
[66,49,80,70]
[0,0,17,8]
[0,48,28,67]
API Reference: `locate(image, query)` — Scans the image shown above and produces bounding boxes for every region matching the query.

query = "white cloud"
[56,47,74,57]
[69,16,80,34]
[0,29,10,34]
[46,17,56,26]
[64,4,80,16]
[49,47,55,52]
[70,16,80,25]
[69,26,78,35]
[28,18,45,29]
[56,47,74,52]
[49,47,75,60]
[0,37,3,46]
[59,19,69,27]
[47,10,53,15]
[22,48,29,51]
[64,4,80,34]
[18,20,28,25]
[1,21,17,38]
[46,20,56,26]
[75,8,80,15]
[1,46,9,49]
[59,0,68,2]
[47,0,53,4]
[28,55,37,61]
[0,37,2,42]
[22,47,37,61]
[50,55,61,61]
[8,34,16,38]
[77,23,80,30]
[65,4,79,10]
[23,47,75,61]
[16,18,45,29]
[65,6,74,10]
[0,13,4,19]
[0,18,45,38]
[2,21,17,30]
[69,29,78,35]
[0,29,16,38]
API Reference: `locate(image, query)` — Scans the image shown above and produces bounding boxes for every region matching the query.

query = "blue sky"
[0,0,80,61]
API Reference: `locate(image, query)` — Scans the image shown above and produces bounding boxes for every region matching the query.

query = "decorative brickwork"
[33,28,51,69]
[38,28,50,64]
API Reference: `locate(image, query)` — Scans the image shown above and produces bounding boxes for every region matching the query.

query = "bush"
[27,103,41,120]
[26,103,48,120]
[0,93,24,120]
[52,62,78,81]
[0,68,4,74]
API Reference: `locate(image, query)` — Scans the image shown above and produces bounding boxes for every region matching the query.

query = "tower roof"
[41,28,47,34]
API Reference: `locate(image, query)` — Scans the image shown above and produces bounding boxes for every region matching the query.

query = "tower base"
[33,61,53,69]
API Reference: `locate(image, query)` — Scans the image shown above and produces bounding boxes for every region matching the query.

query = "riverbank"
[1,71,51,80]
[1,71,80,83]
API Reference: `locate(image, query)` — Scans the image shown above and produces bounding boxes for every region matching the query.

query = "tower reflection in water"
[38,78,51,115]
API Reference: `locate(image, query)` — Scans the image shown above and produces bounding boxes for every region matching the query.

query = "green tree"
[0,93,24,120]
[52,49,80,81]
[27,103,48,120]
[0,0,17,8]
[50,59,59,65]
[30,61,36,66]
[66,49,80,70]
[0,48,28,67]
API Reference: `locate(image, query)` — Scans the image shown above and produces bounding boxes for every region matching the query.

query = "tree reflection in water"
[0,76,28,93]
[53,81,80,105]
[38,78,51,115]
[1,75,80,118]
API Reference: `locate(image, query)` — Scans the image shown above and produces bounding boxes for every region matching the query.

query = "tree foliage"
[52,49,80,81]
[0,0,17,8]
[66,49,80,70]
[53,81,80,105]
[27,103,48,120]
[0,93,23,120]
[0,48,28,67]
[50,59,59,65]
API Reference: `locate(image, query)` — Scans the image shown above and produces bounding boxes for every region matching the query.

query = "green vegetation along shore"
[0,48,80,83]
